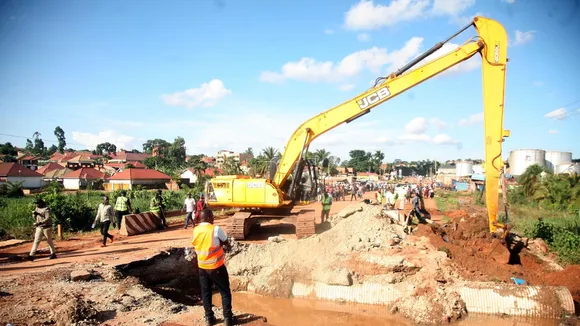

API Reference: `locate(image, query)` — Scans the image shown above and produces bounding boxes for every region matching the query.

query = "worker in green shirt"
[320,188,332,223]
[150,189,167,229]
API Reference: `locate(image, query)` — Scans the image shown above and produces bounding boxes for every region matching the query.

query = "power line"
[0,132,98,149]
[509,98,580,128]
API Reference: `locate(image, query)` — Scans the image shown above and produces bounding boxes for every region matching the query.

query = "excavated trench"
[115,248,202,306]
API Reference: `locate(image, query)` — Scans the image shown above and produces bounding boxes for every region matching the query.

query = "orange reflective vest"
[192,224,225,270]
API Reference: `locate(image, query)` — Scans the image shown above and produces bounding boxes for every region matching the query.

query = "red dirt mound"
[414,213,553,284]
[544,265,580,302]
[446,210,469,219]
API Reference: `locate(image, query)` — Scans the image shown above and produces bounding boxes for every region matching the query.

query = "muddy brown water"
[213,292,562,326]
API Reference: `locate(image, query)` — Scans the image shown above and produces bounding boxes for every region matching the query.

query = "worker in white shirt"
[182,192,197,229]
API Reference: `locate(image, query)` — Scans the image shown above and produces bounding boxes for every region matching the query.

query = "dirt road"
[0,193,374,276]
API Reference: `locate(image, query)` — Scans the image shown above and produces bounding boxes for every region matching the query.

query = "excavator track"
[227,212,253,240]
[295,210,316,239]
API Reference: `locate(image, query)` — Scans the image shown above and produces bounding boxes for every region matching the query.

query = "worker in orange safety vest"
[192,209,233,326]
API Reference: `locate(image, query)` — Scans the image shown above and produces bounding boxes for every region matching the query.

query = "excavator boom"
[272,16,509,232]
[207,16,509,240]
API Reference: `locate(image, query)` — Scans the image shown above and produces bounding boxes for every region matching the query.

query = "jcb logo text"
[356,87,390,110]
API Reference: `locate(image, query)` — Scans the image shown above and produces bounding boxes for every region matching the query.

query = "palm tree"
[262,147,280,160]
[312,149,331,165]
[519,164,545,197]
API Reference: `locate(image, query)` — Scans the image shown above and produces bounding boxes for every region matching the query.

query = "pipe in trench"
[290,281,575,319]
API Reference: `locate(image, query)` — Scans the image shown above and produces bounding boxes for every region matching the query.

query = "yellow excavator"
[206,16,511,255]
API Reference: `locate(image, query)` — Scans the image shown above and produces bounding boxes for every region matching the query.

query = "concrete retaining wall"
[291,281,575,319]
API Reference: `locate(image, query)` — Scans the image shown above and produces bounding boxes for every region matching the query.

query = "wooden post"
[57,224,62,240]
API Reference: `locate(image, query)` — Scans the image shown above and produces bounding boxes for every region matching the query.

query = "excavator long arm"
[272,16,509,232]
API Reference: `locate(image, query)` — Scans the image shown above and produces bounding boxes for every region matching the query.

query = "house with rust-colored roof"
[108,150,151,163]
[62,167,106,190]
[105,168,171,191]
[0,162,44,188]
[37,162,65,175]
[16,154,39,171]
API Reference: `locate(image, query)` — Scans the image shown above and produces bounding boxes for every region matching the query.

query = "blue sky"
[1,0,579,162]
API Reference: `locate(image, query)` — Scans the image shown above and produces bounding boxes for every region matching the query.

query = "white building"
[105,168,171,190]
[0,162,44,188]
[62,167,105,190]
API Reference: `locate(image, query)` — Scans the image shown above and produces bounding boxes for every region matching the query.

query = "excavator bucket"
[484,238,511,264]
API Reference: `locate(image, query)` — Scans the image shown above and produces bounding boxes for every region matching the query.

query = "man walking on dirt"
[114,190,132,231]
[192,209,234,326]
[27,198,56,261]
[92,195,115,247]
[182,192,196,229]
[150,190,167,229]
[410,191,427,223]
[321,189,332,223]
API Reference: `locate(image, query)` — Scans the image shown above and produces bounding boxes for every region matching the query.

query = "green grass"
[0,189,192,240]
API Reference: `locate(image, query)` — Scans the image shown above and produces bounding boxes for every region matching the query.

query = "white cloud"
[260,37,423,84]
[451,11,484,26]
[339,84,355,91]
[548,129,558,134]
[430,117,449,130]
[357,33,371,42]
[344,0,430,30]
[544,108,567,120]
[431,0,475,16]
[533,81,544,87]
[458,112,484,126]
[343,0,475,31]
[71,130,140,150]
[161,79,232,108]
[432,134,462,149]
[512,30,536,46]
[404,117,428,134]
[502,0,515,3]
[324,28,335,35]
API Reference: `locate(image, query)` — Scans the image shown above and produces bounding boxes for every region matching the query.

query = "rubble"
[226,203,467,324]
[70,269,92,282]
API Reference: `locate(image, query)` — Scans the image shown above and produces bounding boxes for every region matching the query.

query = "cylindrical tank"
[508,149,546,176]
[555,163,580,175]
[472,164,485,174]
[544,151,572,173]
[456,162,473,177]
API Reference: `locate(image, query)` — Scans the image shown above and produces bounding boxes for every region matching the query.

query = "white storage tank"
[456,162,473,177]
[555,163,580,175]
[545,151,573,173]
[472,164,485,174]
[509,149,546,176]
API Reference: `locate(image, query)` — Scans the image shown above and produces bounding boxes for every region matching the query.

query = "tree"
[28,131,46,157]
[243,147,254,156]
[347,150,373,172]
[0,142,18,162]
[25,139,33,152]
[222,157,242,175]
[518,164,545,197]
[248,147,281,177]
[142,139,171,155]
[54,126,66,154]
[95,142,117,155]
[372,150,385,172]
[168,137,187,164]
[47,144,58,155]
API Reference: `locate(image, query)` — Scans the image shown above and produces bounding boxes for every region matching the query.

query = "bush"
[520,216,580,264]
[1,188,196,240]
